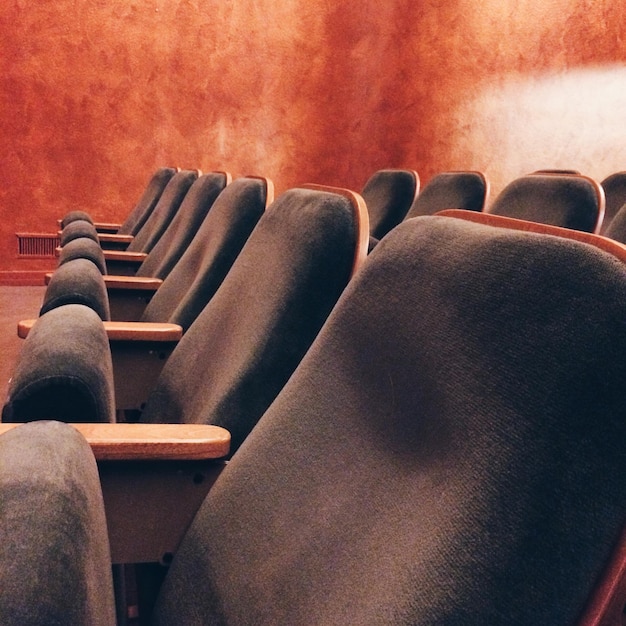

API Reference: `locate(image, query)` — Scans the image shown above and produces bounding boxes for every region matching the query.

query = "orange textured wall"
[1,0,626,276]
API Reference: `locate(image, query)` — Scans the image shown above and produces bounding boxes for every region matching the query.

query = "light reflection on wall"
[455,65,626,199]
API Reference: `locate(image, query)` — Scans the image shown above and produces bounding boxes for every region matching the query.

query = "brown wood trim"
[17,319,182,341]
[98,233,134,244]
[103,276,163,291]
[103,250,147,262]
[104,321,183,341]
[0,423,230,460]
[437,209,626,264]
[94,222,122,232]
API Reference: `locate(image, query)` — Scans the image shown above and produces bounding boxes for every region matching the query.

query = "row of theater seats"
[2,167,626,624]
[364,167,626,247]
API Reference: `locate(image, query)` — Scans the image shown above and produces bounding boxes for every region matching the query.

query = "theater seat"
[138,184,369,453]
[60,166,177,236]
[486,172,605,233]
[360,169,419,241]
[40,258,110,321]
[600,171,626,235]
[405,170,489,218]
[137,175,271,329]
[0,420,115,625]
[154,214,626,624]
[2,304,115,423]
[3,215,626,624]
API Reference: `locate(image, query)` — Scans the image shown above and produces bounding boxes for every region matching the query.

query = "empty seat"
[40,258,110,321]
[406,170,489,218]
[60,166,177,235]
[2,304,115,423]
[58,236,107,274]
[152,214,626,624]
[361,169,419,240]
[132,171,230,280]
[486,173,605,233]
[0,420,115,625]
[600,171,626,235]
[125,169,198,255]
[140,176,271,330]
[139,185,369,453]
[4,215,626,624]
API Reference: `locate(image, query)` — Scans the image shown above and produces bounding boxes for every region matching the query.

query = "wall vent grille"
[16,233,60,258]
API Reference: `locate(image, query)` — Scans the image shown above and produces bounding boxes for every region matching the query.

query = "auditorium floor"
[0,286,46,401]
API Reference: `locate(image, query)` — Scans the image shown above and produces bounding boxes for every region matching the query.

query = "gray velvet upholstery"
[60,209,94,229]
[605,203,626,244]
[487,173,603,232]
[141,187,359,453]
[0,420,115,625]
[2,304,115,423]
[135,172,229,280]
[141,177,268,330]
[119,166,178,236]
[127,170,198,254]
[154,215,626,625]
[361,169,419,240]
[600,171,626,235]
[58,237,107,275]
[59,219,100,247]
[41,259,110,321]
[406,170,488,218]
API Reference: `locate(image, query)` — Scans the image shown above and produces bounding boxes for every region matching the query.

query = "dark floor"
[0,286,46,400]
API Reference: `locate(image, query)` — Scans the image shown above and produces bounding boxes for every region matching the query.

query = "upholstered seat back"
[141,186,367,453]
[2,304,115,423]
[601,171,626,235]
[127,169,198,254]
[487,173,605,233]
[135,172,229,280]
[58,237,107,274]
[119,166,178,236]
[141,176,270,330]
[155,215,626,625]
[0,421,115,625]
[40,258,110,321]
[361,169,419,239]
[406,170,488,218]
[59,219,100,246]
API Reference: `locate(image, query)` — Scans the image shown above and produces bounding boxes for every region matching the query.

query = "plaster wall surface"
[1,0,625,273]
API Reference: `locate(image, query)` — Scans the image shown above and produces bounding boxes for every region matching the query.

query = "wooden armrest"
[18,319,182,342]
[104,276,163,291]
[103,250,147,263]
[104,321,182,342]
[94,222,122,233]
[98,233,134,244]
[0,423,230,460]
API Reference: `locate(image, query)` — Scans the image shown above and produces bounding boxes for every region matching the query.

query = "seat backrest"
[58,237,107,275]
[119,166,178,235]
[361,169,419,239]
[59,219,100,247]
[2,304,115,423]
[154,214,626,625]
[141,176,272,330]
[0,421,115,625]
[40,258,110,321]
[135,171,230,280]
[140,185,369,453]
[406,170,489,218]
[487,173,605,233]
[127,169,198,254]
[600,171,626,235]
